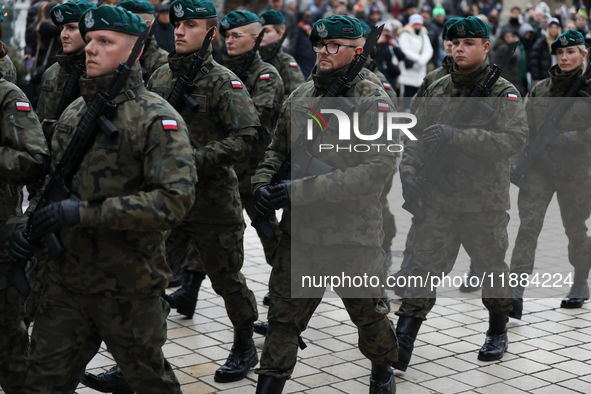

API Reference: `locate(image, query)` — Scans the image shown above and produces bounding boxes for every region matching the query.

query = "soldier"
[0,66,49,394]
[258,9,305,101]
[118,0,169,83]
[394,16,528,372]
[252,15,399,394]
[0,14,17,84]
[509,29,591,318]
[10,6,196,393]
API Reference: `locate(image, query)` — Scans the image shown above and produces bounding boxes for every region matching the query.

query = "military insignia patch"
[231,80,243,88]
[259,74,270,80]
[507,94,518,101]
[162,120,178,130]
[378,102,389,111]
[174,4,184,18]
[317,23,328,38]
[560,35,568,46]
[457,24,465,36]
[85,10,94,29]
[221,18,230,29]
[383,83,392,89]
[342,28,353,33]
[289,62,298,67]
[16,102,31,112]
[54,10,64,23]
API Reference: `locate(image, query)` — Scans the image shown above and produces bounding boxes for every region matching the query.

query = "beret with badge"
[219,10,259,34]
[168,0,217,25]
[308,15,363,42]
[78,6,147,41]
[551,29,585,55]
[50,0,97,26]
[259,9,284,26]
[445,16,490,40]
[118,0,155,15]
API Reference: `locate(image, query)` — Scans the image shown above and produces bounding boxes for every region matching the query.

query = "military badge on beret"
[51,0,97,26]
[85,11,95,29]
[309,15,363,42]
[168,0,217,25]
[551,30,585,54]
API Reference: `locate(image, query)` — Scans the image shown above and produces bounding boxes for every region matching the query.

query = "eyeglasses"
[311,41,357,54]
[224,33,256,41]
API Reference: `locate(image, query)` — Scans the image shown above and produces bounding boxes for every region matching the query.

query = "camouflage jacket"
[252,64,398,247]
[526,64,591,179]
[259,43,305,101]
[42,64,196,299]
[37,49,86,143]
[371,67,397,100]
[147,47,260,224]
[222,51,284,192]
[402,58,528,213]
[410,55,453,113]
[0,56,17,83]
[140,37,169,84]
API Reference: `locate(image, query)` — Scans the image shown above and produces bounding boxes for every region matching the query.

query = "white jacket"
[397,26,433,87]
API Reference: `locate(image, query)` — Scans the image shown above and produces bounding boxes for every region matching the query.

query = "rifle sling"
[113,85,148,104]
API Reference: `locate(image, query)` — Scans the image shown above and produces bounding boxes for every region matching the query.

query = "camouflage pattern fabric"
[410,55,453,113]
[0,79,48,394]
[380,174,396,253]
[371,66,398,101]
[141,37,169,84]
[0,56,17,84]
[259,44,305,101]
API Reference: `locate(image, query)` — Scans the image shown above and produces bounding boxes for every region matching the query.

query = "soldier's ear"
[483,40,490,55]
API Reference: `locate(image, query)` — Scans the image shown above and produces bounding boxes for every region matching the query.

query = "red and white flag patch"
[260,74,270,80]
[162,119,178,131]
[508,94,518,101]
[378,102,390,111]
[231,80,243,88]
[289,62,298,67]
[383,83,392,90]
[16,102,31,112]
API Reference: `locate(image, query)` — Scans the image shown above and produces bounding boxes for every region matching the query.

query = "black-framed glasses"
[311,41,357,54]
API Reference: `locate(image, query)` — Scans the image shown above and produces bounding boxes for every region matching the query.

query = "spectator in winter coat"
[530,17,560,84]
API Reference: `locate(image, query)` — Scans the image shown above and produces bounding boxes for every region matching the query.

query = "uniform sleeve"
[281,62,305,98]
[78,116,196,231]
[0,90,49,184]
[250,71,284,125]
[399,97,428,179]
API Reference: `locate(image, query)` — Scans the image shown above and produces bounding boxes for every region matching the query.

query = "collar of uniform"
[311,63,350,92]
[450,57,489,88]
[258,42,280,61]
[442,56,454,73]
[56,49,86,73]
[548,63,584,93]
[221,51,263,73]
[79,62,144,103]
[168,44,213,79]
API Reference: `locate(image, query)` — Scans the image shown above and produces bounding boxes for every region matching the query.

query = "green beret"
[259,10,284,26]
[118,0,155,14]
[79,6,147,41]
[360,21,371,37]
[551,30,585,55]
[0,13,3,23]
[445,16,490,40]
[220,11,259,34]
[442,17,461,40]
[51,0,97,26]
[169,0,217,25]
[309,15,363,42]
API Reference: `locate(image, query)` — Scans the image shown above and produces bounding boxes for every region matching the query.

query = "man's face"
[534,10,542,22]
[61,22,85,54]
[502,32,514,43]
[269,0,283,11]
[576,16,587,28]
[261,25,282,47]
[452,37,489,73]
[510,9,520,19]
[370,11,382,23]
[315,38,361,75]
[174,19,214,55]
[548,24,559,38]
[225,25,257,56]
[444,38,452,56]
[158,10,170,24]
[85,30,136,77]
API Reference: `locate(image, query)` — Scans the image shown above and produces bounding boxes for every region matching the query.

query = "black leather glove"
[401,175,425,201]
[32,198,80,237]
[268,180,291,209]
[26,177,45,201]
[423,124,454,144]
[9,227,36,263]
[551,132,573,150]
[254,186,275,217]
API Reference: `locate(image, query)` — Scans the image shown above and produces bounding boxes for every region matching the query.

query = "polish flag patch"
[508,94,518,101]
[16,102,31,112]
[383,83,392,90]
[162,119,178,131]
[231,80,243,89]
[378,102,390,111]
[289,62,298,67]
[260,74,270,80]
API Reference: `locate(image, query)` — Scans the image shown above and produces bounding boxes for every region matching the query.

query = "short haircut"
[206,16,218,30]
[510,6,521,13]
[270,23,286,34]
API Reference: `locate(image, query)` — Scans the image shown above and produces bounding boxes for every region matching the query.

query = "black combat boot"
[561,268,590,309]
[509,284,524,320]
[478,312,508,361]
[254,322,268,336]
[393,316,423,371]
[167,261,184,288]
[255,375,287,394]
[214,326,259,382]
[459,262,482,293]
[263,292,271,306]
[81,366,133,394]
[161,271,205,318]
[381,289,391,314]
[390,253,414,298]
[369,362,396,394]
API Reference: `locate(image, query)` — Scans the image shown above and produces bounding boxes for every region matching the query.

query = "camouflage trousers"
[380,174,397,253]
[241,191,280,266]
[25,272,180,394]
[257,233,398,378]
[396,208,513,320]
[165,222,258,328]
[510,168,591,275]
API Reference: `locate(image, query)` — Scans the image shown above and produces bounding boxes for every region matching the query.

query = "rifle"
[510,59,591,192]
[235,29,265,82]
[53,62,86,120]
[5,27,151,300]
[402,41,519,221]
[251,25,385,239]
[261,26,291,63]
[140,18,159,81]
[167,27,215,111]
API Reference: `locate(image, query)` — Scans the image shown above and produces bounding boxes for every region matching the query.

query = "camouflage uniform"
[510,64,591,276]
[222,51,284,265]
[396,58,528,319]
[252,64,399,378]
[140,37,169,83]
[0,56,16,83]
[259,43,305,101]
[147,47,260,327]
[0,79,49,394]
[410,55,453,113]
[24,63,196,394]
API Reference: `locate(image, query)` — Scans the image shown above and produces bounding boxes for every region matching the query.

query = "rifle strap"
[113,84,148,104]
[191,62,214,84]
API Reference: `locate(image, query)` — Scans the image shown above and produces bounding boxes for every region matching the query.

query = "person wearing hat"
[0,13,17,83]
[394,16,528,371]
[252,14,398,394]
[118,0,169,82]
[426,4,446,68]
[13,6,196,393]
[509,29,591,318]
[259,9,305,101]
[398,13,433,111]
[493,26,521,90]
[530,17,561,84]
[153,1,175,52]
[146,0,264,384]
